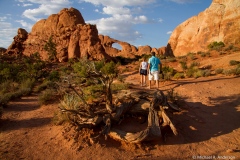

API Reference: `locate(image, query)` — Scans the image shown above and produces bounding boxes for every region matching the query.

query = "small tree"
[44,36,58,62]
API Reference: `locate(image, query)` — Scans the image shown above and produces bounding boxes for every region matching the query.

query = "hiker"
[139,57,148,86]
[148,52,162,89]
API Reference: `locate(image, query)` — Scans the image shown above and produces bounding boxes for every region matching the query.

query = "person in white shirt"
[139,57,148,87]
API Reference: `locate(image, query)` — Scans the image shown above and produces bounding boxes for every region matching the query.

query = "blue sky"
[0,0,212,49]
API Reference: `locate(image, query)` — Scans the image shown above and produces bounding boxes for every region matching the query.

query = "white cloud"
[103,6,131,15]
[0,21,18,48]
[158,18,163,23]
[80,0,156,7]
[82,0,157,43]
[16,20,33,30]
[167,31,172,34]
[23,3,33,7]
[22,0,71,21]
[169,0,196,4]
[0,17,7,22]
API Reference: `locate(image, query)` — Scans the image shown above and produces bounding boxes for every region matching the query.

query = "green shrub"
[162,66,175,80]
[38,89,55,105]
[163,72,172,80]
[56,94,81,124]
[186,67,198,78]
[223,69,235,76]
[229,60,240,66]
[19,78,35,95]
[48,70,60,81]
[173,72,185,79]
[177,55,187,60]
[0,92,13,106]
[111,83,129,91]
[166,57,177,62]
[202,69,211,77]
[232,47,240,52]
[224,44,234,51]
[179,61,187,70]
[235,65,240,75]
[100,61,118,76]
[34,80,54,92]
[215,68,224,74]
[208,41,225,51]
[189,62,200,69]
[193,70,203,78]
[44,35,57,62]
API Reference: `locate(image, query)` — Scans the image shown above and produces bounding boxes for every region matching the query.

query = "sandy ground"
[0,52,240,160]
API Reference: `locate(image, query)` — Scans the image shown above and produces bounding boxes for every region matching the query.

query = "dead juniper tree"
[58,58,180,143]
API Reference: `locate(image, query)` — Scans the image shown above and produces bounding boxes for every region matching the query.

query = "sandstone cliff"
[167,0,240,56]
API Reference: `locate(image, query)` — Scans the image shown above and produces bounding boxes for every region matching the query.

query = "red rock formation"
[6,7,164,61]
[6,28,28,55]
[7,7,110,62]
[167,0,240,56]
[99,35,139,58]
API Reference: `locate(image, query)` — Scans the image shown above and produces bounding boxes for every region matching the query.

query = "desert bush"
[202,69,211,77]
[166,57,177,62]
[199,51,211,57]
[56,93,81,124]
[229,60,240,66]
[179,61,187,70]
[162,66,175,80]
[34,80,54,92]
[189,62,200,68]
[232,46,240,52]
[225,65,240,75]
[44,35,57,62]
[83,84,103,101]
[38,89,55,105]
[48,70,60,81]
[193,70,203,78]
[208,41,225,51]
[224,44,234,51]
[186,67,198,78]
[215,68,224,74]
[117,75,125,83]
[173,72,185,79]
[223,69,235,76]
[0,79,34,106]
[112,83,129,91]
[187,52,196,56]
[235,65,240,75]
[177,55,187,60]
[187,52,197,60]
[224,44,240,52]
[162,72,171,80]
[19,78,35,95]
[0,92,13,107]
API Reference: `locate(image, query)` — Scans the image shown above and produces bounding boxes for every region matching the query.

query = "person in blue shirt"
[147,52,162,89]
